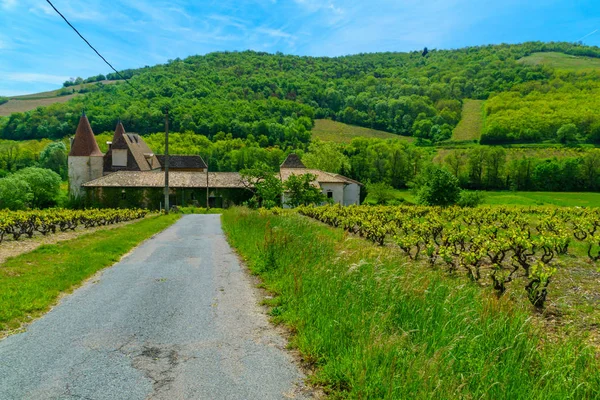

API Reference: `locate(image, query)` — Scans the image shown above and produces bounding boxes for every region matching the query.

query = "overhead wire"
[45,0,147,98]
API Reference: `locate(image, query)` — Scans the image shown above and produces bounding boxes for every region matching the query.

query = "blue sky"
[1,0,600,96]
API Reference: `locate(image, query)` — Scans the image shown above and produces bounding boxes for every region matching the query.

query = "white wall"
[343,183,361,206]
[68,155,104,198]
[320,183,344,205]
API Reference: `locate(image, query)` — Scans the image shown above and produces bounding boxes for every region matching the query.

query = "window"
[121,190,126,200]
[327,191,333,199]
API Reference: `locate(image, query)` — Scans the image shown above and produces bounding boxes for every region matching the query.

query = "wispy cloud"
[0,0,17,10]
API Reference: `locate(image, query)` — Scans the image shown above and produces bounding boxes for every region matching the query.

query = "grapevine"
[0,208,148,243]
[299,205,600,309]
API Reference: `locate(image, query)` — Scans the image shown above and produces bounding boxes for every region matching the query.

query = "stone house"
[68,113,361,208]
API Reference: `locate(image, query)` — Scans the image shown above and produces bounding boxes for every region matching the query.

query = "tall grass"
[222,208,600,399]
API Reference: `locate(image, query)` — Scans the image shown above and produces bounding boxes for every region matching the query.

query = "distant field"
[451,99,484,141]
[312,119,414,143]
[0,80,122,117]
[433,145,591,164]
[12,80,122,100]
[518,52,600,71]
[0,95,78,116]
[368,189,600,207]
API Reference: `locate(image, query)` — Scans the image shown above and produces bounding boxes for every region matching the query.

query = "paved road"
[0,215,310,400]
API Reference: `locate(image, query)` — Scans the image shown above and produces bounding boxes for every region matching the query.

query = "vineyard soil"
[0,216,141,264]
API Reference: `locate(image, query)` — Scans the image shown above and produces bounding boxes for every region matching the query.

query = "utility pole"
[164,107,170,214]
[206,159,209,210]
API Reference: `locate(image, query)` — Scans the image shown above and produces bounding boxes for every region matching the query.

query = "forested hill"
[2,41,600,146]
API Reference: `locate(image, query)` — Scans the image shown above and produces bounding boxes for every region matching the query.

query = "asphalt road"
[0,215,310,400]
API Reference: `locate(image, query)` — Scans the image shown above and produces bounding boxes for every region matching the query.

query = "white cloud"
[0,0,17,10]
[255,27,294,39]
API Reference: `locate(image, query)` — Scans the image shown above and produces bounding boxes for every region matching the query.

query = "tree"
[0,176,33,210]
[415,166,461,206]
[557,123,578,144]
[40,142,68,179]
[14,167,62,208]
[283,173,327,208]
[365,182,396,205]
[302,141,351,174]
[240,163,283,208]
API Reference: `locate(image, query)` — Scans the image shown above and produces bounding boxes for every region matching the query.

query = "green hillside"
[2,42,600,148]
[518,51,600,71]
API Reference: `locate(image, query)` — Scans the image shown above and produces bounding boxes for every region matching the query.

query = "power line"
[45,0,145,98]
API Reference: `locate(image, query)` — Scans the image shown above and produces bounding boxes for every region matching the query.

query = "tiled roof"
[84,169,361,189]
[279,168,355,184]
[69,113,103,157]
[83,171,249,188]
[280,154,306,169]
[156,155,207,170]
[123,133,161,171]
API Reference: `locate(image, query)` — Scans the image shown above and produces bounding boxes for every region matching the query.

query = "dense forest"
[3,41,600,146]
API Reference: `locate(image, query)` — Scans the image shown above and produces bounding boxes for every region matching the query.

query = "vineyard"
[299,205,600,309]
[0,208,148,243]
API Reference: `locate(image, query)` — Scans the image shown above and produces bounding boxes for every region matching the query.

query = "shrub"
[415,165,461,206]
[457,191,486,207]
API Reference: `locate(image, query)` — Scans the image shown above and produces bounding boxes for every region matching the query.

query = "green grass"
[312,119,414,144]
[451,99,484,141]
[482,191,600,207]
[366,189,600,208]
[518,52,600,71]
[0,213,180,334]
[222,208,600,399]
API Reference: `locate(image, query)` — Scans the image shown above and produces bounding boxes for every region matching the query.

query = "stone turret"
[68,112,104,198]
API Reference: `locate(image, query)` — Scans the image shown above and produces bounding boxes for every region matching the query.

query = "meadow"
[518,51,600,71]
[222,207,600,399]
[450,99,484,141]
[366,189,600,208]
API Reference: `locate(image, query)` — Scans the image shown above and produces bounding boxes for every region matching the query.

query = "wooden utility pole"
[164,107,170,214]
[206,159,209,210]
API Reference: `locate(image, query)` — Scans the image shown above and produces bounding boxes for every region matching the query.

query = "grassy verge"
[222,208,600,399]
[0,214,180,334]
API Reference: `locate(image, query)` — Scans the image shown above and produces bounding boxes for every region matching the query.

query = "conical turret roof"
[69,112,103,157]
[280,153,306,169]
[112,120,126,143]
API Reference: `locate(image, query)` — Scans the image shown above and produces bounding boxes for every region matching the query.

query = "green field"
[366,189,600,207]
[451,99,484,141]
[518,51,600,71]
[311,119,414,143]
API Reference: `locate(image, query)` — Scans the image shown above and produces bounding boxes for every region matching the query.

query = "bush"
[457,191,486,207]
[415,165,461,206]
[14,167,62,208]
[0,176,33,210]
[365,182,396,205]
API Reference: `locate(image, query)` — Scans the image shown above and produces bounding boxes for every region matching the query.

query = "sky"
[1,0,600,96]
